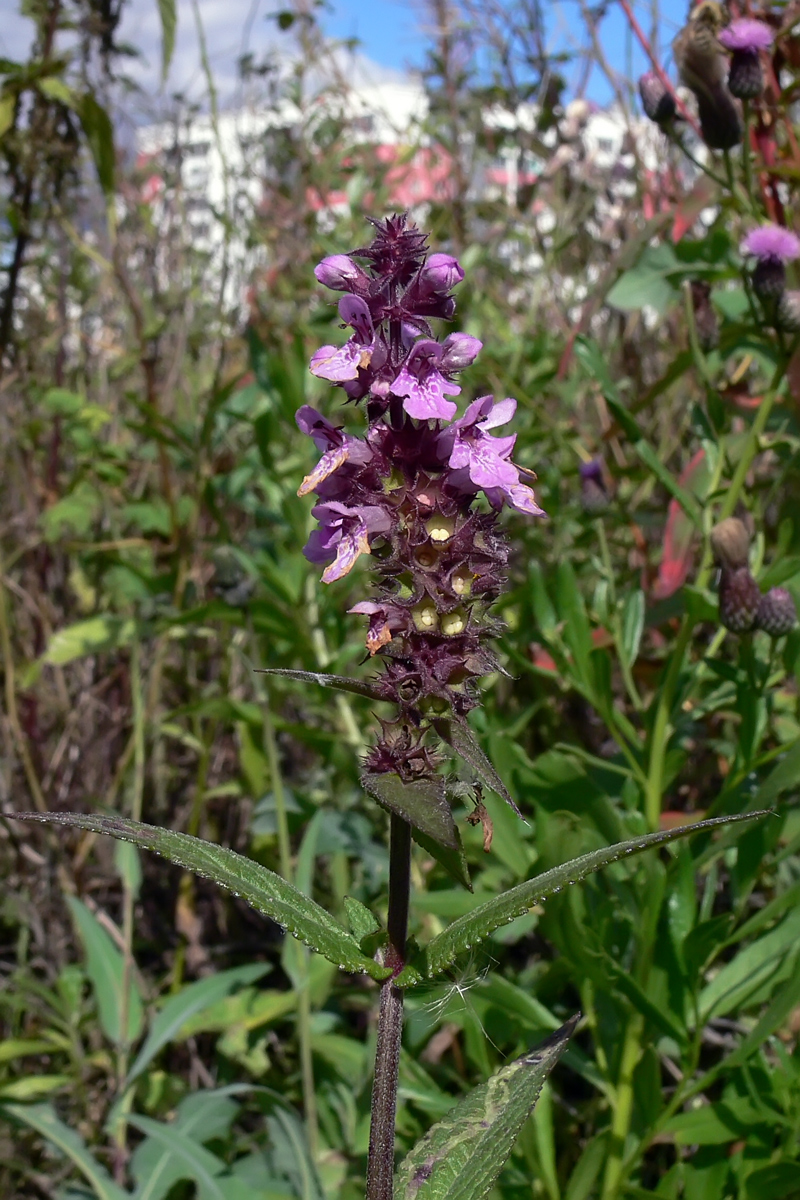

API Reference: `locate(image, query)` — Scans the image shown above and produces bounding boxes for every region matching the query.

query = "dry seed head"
[710,517,751,569]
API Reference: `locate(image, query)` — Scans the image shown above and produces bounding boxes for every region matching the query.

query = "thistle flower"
[719,19,773,99]
[741,224,800,300]
[298,214,544,782]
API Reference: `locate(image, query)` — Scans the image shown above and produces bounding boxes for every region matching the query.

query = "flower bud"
[755,587,797,638]
[719,566,761,633]
[638,71,676,124]
[314,254,366,291]
[420,253,464,293]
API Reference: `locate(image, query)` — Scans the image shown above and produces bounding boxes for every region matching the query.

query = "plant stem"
[367,814,412,1200]
[601,1011,645,1200]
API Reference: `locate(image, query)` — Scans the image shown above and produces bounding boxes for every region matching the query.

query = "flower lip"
[740,224,800,263]
[391,339,460,421]
[719,18,774,53]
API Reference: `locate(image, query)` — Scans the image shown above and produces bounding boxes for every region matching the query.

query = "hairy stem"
[367,814,412,1200]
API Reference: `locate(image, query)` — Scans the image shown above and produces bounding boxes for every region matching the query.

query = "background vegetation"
[2,1,800,1197]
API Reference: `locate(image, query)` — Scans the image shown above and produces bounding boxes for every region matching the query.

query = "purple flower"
[314,254,370,292]
[438,395,546,515]
[309,296,384,382]
[719,19,773,53]
[390,333,482,421]
[349,600,408,655]
[304,501,392,584]
[740,225,800,263]
[439,396,519,489]
[295,405,372,497]
[391,339,461,421]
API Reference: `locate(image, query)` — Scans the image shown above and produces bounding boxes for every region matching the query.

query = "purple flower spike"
[309,296,380,382]
[740,225,800,263]
[314,254,368,292]
[391,339,460,421]
[304,501,391,583]
[719,19,773,53]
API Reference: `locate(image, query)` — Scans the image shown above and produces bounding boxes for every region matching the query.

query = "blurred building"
[135,80,661,308]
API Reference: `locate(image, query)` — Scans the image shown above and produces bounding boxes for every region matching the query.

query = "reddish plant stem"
[366,813,412,1200]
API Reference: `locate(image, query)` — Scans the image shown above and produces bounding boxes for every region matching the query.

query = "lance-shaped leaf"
[255,666,385,701]
[395,1016,578,1200]
[10,813,390,981]
[434,716,522,817]
[415,812,767,982]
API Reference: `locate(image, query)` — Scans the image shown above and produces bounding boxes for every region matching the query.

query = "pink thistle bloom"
[719,19,774,53]
[740,225,800,263]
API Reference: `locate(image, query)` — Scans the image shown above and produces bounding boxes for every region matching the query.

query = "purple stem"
[366,813,412,1200]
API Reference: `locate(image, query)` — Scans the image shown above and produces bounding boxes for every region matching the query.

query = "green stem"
[601,1012,645,1200]
[366,815,412,1200]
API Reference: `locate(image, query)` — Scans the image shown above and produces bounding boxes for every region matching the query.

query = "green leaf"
[606,243,681,314]
[0,90,15,139]
[418,813,766,982]
[23,615,141,687]
[343,896,381,943]
[128,1113,228,1199]
[434,716,522,816]
[0,1075,70,1099]
[126,963,268,1087]
[12,813,390,981]
[362,772,459,851]
[395,1017,577,1200]
[66,896,144,1045]
[0,1102,129,1200]
[156,0,177,82]
[256,667,385,701]
[620,590,645,669]
[77,92,115,197]
[412,823,471,891]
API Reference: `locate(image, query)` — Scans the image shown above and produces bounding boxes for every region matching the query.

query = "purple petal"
[463,442,519,490]
[310,339,366,382]
[338,295,374,340]
[315,255,364,291]
[440,332,482,372]
[503,483,547,516]
[740,224,800,262]
[322,523,372,583]
[297,445,349,496]
[421,253,465,292]
[392,365,459,421]
[478,397,517,431]
[719,18,773,52]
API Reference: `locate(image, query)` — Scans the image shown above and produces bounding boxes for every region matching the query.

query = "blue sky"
[321,0,691,105]
[2,0,693,109]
